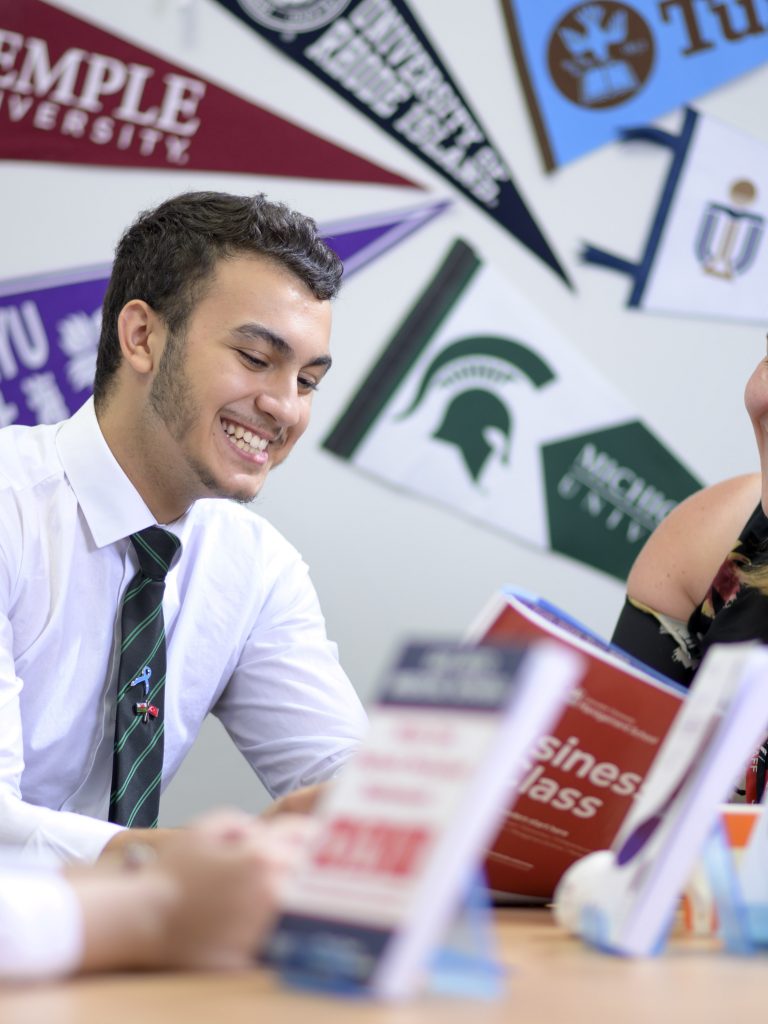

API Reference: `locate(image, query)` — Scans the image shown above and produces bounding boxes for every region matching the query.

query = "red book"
[468,589,686,901]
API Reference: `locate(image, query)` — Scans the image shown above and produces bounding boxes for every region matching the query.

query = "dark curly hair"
[93,191,343,408]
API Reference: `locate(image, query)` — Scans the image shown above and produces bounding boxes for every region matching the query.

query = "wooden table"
[0,908,763,1024]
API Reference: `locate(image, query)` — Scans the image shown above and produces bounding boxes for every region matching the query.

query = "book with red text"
[264,639,582,1000]
[468,588,687,901]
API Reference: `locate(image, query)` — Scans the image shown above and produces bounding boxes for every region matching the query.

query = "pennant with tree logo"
[209,0,569,284]
[324,239,701,579]
[502,0,768,170]
[0,0,413,184]
[581,107,768,323]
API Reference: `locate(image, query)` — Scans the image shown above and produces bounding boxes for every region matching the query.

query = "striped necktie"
[108,526,181,828]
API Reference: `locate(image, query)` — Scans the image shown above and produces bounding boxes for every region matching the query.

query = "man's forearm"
[99,827,178,859]
[72,868,174,971]
[0,790,123,863]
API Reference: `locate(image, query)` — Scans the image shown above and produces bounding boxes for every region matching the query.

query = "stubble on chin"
[189,449,265,506]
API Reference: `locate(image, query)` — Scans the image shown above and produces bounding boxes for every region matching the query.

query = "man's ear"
[117,300,163,377]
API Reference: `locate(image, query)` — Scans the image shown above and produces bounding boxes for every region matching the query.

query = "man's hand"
[98,780,329,860]
[72,810,317,972]
[261,782,328,818]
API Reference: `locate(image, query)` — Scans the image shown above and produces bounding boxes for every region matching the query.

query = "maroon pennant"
[0,0,416,185]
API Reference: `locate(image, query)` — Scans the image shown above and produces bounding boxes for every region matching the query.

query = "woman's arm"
[626,473,761,619]
[611,474,761,681]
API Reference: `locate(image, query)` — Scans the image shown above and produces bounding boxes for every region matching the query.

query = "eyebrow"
[231,322,332,371]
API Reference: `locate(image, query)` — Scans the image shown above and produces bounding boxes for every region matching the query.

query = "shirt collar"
[56,397,157,548]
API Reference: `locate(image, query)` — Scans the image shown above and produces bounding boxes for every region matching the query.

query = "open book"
[468,588,687,901]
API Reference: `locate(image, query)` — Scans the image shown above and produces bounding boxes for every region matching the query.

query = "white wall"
[2,1,765,823]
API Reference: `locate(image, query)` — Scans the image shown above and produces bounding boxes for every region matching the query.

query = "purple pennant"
[0,200,447,426]
[322,200,450,277]
[0,265,110,427]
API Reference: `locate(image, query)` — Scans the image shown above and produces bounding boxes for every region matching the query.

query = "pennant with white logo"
[502,0,768,170]
[581,108,768,323]
[0,266,109,427]
[209,0,569,284]
[324,240,701,579]
[0,0,413,184]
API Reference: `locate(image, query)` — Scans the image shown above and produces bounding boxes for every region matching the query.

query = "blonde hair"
[737,560,768,595]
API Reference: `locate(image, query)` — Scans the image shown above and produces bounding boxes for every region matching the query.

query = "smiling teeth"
[223,421,268,452]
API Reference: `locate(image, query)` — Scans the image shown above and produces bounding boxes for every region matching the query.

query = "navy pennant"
[210,0,569,285]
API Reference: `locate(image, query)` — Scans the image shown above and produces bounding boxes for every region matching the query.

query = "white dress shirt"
[0,864,82,979]
[0,399,367,862]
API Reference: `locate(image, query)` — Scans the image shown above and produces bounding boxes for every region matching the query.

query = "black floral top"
[612,502,768,800]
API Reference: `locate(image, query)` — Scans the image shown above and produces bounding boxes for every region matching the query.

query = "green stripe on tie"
[108,527,180,829]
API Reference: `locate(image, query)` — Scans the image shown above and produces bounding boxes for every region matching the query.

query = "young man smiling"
[0,191,367,862]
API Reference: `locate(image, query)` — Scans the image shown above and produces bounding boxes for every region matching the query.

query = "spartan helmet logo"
[399,335,556,484]
[434,390,511,481]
